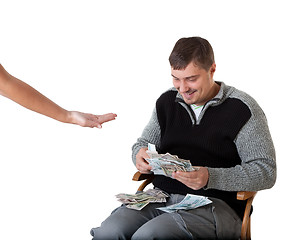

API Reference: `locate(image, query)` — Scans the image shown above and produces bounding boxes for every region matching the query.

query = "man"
[91,37,276,239]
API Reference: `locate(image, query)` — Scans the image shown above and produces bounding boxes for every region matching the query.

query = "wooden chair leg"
[132,172,154,192]
[137,178,154,192]
[246,218,251,240]
[237,191,256,240]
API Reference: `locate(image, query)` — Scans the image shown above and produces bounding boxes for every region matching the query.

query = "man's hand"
[172,167,209,190]
[136,147,152,174]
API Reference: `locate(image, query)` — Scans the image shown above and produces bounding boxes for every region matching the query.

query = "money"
[146,143,199,178]
[116,189,212,213]
[116,188,169,210]
[157,194,212,213]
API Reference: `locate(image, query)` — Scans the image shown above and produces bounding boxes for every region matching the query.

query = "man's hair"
[169,37,215,71]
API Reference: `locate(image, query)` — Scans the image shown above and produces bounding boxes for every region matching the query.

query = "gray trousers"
[90,194,241,240]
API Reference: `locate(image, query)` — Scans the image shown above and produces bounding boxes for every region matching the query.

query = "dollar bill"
[156,194,212,213]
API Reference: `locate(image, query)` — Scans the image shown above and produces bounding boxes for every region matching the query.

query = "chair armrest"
[132,171,154,181]
[237,191,257,201]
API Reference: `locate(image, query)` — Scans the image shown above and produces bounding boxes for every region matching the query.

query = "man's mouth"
[182,90,197,100]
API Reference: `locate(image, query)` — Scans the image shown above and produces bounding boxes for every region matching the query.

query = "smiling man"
[91,37,276,240]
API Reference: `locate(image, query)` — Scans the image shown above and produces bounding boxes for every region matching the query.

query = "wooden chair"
[133,171,257,240]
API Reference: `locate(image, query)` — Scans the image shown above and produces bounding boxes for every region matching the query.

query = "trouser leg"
[180,197,242,239]
[90,203,164,240]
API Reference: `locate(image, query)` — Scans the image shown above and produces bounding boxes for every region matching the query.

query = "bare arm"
[0,64,116,128]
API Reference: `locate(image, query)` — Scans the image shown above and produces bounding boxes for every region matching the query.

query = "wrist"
[59,110,73,124]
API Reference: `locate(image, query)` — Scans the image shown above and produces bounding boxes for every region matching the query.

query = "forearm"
[0,65,70,123]
[207,158,276,191]
[7,77,70,122]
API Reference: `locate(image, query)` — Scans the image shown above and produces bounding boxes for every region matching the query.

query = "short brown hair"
[169,37,215,71]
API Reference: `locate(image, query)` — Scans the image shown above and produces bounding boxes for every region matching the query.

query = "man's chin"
[183,98,195,105]
[181,91,197,104]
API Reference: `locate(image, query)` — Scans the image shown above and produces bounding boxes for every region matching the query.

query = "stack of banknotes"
[146,143,199,177]
[116,189,212,212]
[116,188,169,210]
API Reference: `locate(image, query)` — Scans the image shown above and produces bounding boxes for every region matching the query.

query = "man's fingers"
[172,167,208,190]
[136,148,152,173]
[138,160,152,172]
[136,162,152,173]
[173,171,194,181]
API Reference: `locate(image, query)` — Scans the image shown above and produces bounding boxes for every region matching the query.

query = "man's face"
[171,62,216,106]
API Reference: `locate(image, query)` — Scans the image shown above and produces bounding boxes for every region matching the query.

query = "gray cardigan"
[132,82,276,192]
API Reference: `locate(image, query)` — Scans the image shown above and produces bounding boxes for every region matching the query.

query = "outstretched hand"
[68,111,117,128]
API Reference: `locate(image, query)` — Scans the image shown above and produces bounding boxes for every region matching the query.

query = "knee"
[132,225,175,240]
[90,227,109,240]
[131,227,155,240]
[90,226,127,240]
[90,227,104,240]
[132,213,192,240]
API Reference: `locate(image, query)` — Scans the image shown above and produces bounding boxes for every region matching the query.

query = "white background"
[1,0,306,239]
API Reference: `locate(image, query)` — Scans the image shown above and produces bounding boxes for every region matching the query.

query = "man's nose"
[179,81,189,93]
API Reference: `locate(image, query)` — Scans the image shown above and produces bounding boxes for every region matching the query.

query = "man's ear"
[209,63,216,77]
